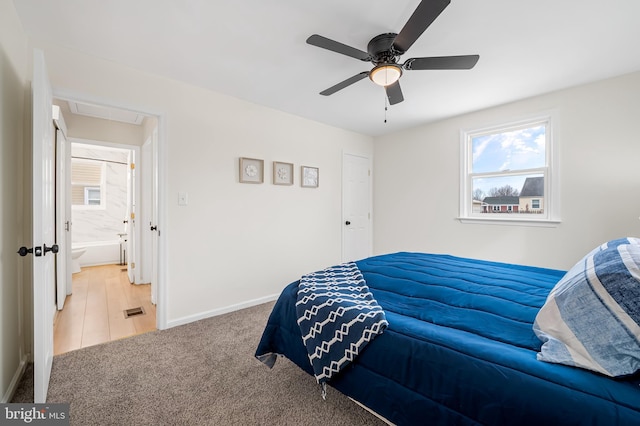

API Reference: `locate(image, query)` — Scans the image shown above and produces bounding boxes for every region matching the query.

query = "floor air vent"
[124,307,145,319]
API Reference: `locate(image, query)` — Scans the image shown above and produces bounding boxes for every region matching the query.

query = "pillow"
[533,238,640,377]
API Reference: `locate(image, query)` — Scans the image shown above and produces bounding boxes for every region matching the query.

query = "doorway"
[51,97,163,353]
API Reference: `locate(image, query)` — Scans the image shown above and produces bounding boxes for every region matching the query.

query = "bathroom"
[71,143,131,272]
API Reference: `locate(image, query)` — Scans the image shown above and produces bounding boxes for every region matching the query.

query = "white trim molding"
[166,294,280,329]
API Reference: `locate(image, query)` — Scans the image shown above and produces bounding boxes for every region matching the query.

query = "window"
[84,187,101,205]
[460,114,559,225]
[72,159,106,208]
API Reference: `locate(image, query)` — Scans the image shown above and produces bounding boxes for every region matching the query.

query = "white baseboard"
[166,293,279,329]
[1,355,28,403]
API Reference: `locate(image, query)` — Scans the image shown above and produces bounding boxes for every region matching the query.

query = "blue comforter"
[255,252,640,425]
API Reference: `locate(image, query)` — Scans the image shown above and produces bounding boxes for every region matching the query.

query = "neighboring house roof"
[520,177,544,197]
[483,196,519,205]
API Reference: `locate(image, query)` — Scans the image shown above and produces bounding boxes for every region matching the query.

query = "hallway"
[53,264,156,355]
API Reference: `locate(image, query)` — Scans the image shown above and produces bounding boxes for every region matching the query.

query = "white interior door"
[32,49,56,403]
[140,139,152,283]
[64,132,72,296]
[151,127,159,304]
[140,129,158,300]
[342,153,372,262]
[55,127,71,309]
[126,150,135,283]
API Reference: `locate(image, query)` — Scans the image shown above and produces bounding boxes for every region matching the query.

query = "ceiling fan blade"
[393,0,450,53]
[319,72,369,96]
[403,55,479,70]
[385,81,404,105]
[307,34,371,61]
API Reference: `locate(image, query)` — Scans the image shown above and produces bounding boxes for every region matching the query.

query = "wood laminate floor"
[53,264,156,355]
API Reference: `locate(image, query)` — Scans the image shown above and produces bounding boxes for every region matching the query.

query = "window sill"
[457,216,561,227]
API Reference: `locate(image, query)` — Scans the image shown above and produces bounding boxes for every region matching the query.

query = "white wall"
[30,38,373,325]
[0,0,28,402]
[71,144,129,247]
[374,72,640,270]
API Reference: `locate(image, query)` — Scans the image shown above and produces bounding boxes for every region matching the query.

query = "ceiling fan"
[307,0,479,105]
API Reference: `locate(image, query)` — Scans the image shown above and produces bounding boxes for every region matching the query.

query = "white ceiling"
[13,0,640,137]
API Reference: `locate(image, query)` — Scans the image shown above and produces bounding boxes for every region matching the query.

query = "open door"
[126,150,136,283]
[54,114,72,309]
[32,49,56,403]
[151,127,160,305]
[141,130,158,301]
[151,127,159,304]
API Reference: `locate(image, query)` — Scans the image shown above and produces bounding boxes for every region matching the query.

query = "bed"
[255,250,640,425]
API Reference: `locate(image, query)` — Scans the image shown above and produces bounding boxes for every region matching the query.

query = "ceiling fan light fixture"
[369,64,402,87]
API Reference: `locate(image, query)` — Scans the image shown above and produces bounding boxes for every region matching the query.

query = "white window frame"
[84,186,102,205]
[459,113,560,226]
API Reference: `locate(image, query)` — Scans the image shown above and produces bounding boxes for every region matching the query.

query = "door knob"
[150,225,157,231]
[17,246,33,257]
[17,246,42,256]
[345,221,351,225]
[43,243,59,255]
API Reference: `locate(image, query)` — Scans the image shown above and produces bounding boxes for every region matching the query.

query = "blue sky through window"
[471,125,545,196]
[472,125,545,173]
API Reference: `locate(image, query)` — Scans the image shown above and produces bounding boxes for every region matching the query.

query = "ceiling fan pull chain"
[384,93,388,124]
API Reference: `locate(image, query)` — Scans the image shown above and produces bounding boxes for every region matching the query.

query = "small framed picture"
[301,166,319,188]
[273,161,294,185]
[239,157,264,184]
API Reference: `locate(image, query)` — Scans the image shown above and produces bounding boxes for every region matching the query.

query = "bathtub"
[72,240,122,267]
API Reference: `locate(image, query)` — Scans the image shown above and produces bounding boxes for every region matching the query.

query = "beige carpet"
[12,302,385,425]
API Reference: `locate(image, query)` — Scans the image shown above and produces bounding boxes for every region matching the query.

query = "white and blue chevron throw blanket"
[296,262,388,389]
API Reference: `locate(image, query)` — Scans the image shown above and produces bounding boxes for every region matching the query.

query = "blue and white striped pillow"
[533,238,640,377]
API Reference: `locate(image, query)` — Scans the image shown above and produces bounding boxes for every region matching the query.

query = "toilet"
[71,247,86,273]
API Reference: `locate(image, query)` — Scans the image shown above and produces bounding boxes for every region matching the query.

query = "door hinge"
[131,262,135,269]
[368,169,371,176]
[130,163,135,170]
[130,212,135,219]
